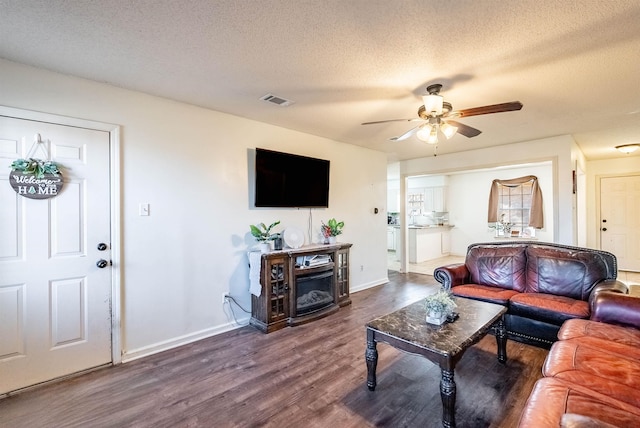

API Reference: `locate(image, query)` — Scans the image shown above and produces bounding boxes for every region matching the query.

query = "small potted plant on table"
[250,221,281,253]
[424,290,457,325]
[321,218,344,244]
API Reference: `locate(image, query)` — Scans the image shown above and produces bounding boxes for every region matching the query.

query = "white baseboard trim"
[350,277,388,293]
[121,315,250,363]
[122,278,389,363]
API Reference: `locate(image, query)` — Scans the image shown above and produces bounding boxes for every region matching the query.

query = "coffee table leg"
[365,329,378,391]
[495,318,507,364]
[440,368,456,428]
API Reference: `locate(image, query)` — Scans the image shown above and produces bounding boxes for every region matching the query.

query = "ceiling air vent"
[260,93,294,107]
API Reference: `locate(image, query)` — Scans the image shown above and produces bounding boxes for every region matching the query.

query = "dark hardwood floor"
[0,271,548,428]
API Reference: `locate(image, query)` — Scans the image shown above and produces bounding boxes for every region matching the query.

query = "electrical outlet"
[222,292,229,304]
[360,265,364,272]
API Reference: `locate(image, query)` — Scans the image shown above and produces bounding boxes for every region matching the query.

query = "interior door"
[600,175,640,271]
[0,116,112,394]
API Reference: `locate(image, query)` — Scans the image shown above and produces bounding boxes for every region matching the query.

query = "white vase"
[426,311,447,325]
[327,236,337,244]
[259,242,271,253]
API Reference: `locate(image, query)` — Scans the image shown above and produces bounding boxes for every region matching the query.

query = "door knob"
[96,259,109,268]
[97,243,108,251]
[601,228,607,232]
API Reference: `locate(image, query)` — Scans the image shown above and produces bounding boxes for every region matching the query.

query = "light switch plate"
[139,203,150,216]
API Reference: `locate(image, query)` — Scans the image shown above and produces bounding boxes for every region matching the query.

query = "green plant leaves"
[10,158,61,179]
[322,218,344,237]
[250,221,280,241]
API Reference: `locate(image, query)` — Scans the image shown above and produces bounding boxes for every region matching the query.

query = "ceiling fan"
[362,84,523,151]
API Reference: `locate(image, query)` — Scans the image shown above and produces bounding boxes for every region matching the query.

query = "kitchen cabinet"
[408,227,452,263]
[387,227,396,251]
[441,230,451,255]
[423,186,446,212]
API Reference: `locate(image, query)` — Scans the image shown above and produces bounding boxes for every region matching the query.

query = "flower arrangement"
[424,290,457,315]
[249,221,281,242]
[490,213,514,235]
[10,158,61,179]
[321,218,344,238]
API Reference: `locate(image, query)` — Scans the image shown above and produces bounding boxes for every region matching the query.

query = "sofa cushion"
[518,378,640,427]
[560,414,621,428]
[543,341,640,408]
[466,245,527,291]
[558,319,640,347]
[563,336,640,361]
[451,284,519,305]
[510,293,589,325]
[525,245,612,299]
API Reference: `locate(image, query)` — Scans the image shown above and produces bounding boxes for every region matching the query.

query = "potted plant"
[321,218,344,244]
[250,220,281,253]
[424,290,457,325]
[489,213,514,237]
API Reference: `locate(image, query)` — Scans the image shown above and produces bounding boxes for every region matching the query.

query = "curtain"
[487,175,543,228]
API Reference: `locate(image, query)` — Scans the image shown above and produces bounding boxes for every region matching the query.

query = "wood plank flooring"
[0,271,548,428]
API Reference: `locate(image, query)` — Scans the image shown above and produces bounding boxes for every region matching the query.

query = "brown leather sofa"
[434,242,627,348]
[518,292,640,427]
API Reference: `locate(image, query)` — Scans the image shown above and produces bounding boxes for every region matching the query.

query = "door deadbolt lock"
[96,259,110,268]
[97,243,108,251]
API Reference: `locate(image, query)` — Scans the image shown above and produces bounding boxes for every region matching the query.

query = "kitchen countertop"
[389,225,454,230]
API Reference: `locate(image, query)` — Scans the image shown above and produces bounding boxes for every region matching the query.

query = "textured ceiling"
[1,0,640,161]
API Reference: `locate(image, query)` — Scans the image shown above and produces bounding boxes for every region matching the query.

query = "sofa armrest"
[434,263,469,291]
[590,279,628,297]
[588,279,627,309]
[591,291,640,329]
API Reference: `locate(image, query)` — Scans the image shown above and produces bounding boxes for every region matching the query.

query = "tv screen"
[255,148,330,208]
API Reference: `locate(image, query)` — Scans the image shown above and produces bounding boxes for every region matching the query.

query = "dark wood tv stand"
[250,243,351,333]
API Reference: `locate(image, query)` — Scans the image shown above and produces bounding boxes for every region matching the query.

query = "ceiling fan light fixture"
[615,144,640,154]
[422,94,443,115]
[427,127,439,145]
[416,124,432,141]
[440,122,458,139]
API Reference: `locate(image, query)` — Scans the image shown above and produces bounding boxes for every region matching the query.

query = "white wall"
[399,135,576,245]
[408,175,448,188]
[446,164,554,255]
[0,59,389,360]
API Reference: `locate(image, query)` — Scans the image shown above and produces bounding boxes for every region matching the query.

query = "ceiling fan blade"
[390,125,421,141]
[446,120,482,138]
[362,118,424,125]
[450,101,523,118]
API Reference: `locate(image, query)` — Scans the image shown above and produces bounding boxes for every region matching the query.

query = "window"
[497,181,532,233]
[488,175,543,231]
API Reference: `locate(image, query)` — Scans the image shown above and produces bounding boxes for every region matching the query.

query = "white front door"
[600,175,640,272]
[0,115,112,394]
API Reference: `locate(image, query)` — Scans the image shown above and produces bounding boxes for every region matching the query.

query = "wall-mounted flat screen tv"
[255,148,330,208]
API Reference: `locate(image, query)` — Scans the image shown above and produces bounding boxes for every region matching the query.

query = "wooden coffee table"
[365,297,507,428]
